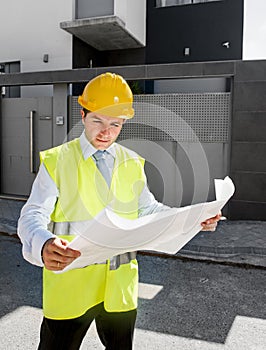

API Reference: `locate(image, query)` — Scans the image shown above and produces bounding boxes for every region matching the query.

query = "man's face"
[81,111,125,150]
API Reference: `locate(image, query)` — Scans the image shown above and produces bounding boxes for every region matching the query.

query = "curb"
[138,250,266,269]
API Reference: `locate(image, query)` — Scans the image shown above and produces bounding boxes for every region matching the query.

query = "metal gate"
[1,97,53,197]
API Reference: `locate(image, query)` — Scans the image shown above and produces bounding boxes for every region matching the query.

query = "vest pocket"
[104,259,138,312]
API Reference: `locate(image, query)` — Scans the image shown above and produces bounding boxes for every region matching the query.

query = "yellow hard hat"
[78,72,134,119]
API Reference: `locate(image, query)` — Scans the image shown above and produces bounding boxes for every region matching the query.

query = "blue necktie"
[93,150,112,187]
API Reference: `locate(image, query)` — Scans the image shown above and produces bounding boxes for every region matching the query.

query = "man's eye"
[112,123,121,127]
[93,120,101,123]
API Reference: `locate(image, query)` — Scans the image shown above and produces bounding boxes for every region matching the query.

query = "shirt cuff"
[31,229,56,266]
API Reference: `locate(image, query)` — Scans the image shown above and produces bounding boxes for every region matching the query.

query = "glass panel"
[76,0,114,19]
[193,0,222,3]
[0,62,21,98]
[156,0,192,6]
[156,0,221,6]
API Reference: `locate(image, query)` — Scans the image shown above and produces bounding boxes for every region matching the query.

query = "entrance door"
[1,97,53,197]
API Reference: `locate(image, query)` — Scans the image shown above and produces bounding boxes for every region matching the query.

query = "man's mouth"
[96,138,110,143]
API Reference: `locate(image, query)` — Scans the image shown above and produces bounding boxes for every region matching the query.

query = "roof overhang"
[60,15,144,51]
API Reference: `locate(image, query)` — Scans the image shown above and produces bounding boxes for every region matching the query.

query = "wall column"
[229,60,266,220]
[53,84,69,146]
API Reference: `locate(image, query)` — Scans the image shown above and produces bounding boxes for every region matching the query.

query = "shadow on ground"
[137,254,266,344]
[0,235,42,318]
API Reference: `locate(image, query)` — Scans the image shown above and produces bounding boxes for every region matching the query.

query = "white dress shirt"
[18,132,169,267]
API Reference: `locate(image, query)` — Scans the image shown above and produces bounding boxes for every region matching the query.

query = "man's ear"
[81,110,85,125]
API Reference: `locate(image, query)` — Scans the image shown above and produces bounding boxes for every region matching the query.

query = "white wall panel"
[243,0,266,60]
[0,0,73,96]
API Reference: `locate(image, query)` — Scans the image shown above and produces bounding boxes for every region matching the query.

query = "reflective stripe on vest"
[41,140,145,319]
[49,221,137,270]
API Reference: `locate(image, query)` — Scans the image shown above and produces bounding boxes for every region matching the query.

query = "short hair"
[83,107,90,116]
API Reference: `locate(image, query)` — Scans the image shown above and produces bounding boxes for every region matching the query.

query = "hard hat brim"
[85,102,134,119]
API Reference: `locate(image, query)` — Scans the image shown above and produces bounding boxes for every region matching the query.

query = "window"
[156,0,222,7]
[0,61,21,98]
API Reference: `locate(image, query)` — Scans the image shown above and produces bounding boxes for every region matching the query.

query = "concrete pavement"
[0,234,265,350]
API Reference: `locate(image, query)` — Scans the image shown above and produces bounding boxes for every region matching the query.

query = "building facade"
[0,1,266,220]
[1,1,266,82]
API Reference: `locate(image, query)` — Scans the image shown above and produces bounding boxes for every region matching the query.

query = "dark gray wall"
[146,0,243,64]
[229,61,266,220]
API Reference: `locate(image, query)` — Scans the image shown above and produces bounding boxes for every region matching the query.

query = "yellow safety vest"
[40,138,145,320]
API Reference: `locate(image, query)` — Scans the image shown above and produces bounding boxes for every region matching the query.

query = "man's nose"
[100,125,111,134]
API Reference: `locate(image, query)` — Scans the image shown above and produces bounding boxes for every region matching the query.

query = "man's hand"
[42,237,81,271]
[201,212,222,232]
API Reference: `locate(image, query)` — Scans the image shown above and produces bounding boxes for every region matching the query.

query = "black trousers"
[38,303,137,350]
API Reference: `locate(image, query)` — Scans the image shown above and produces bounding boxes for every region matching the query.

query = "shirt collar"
[79,131,116,160]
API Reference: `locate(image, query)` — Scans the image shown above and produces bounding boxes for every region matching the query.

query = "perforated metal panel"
[69,96,84,140]
[70,93,230,142]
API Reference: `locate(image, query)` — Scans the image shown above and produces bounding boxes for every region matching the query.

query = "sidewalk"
[0,198,266,268]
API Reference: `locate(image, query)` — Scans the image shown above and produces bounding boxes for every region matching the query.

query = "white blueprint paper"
[57,176,235,273]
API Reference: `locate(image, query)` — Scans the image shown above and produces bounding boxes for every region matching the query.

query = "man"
[18,72,220,349]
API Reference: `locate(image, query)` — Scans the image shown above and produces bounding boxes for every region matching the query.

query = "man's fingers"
[46,259,74,271]
[46,238,80,257]
[42,237,81,271]
[44,252,79,271]
[52,244,80,259]
[200,212,221,232]
[201,222,218,231]
[201,212,221,225]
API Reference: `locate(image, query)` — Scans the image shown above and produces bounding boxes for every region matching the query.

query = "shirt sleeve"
[138,182,171,217]
[17,163,58,266]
